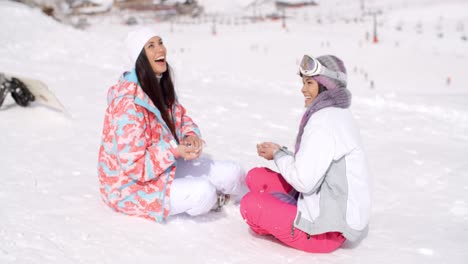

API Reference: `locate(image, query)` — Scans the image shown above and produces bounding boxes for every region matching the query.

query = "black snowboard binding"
[0,73,35,107]
[211,192,230,212]
[0,74,8,107]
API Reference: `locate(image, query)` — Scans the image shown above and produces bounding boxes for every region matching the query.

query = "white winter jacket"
[274,107,371,242]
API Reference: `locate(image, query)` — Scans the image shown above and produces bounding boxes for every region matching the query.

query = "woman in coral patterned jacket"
[98,27,247,223]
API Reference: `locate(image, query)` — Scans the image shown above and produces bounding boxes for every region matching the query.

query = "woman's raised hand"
[178,135,204,160]
[256,142,281,160]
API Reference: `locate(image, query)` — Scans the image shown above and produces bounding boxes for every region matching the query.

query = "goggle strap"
[320,67,347,85]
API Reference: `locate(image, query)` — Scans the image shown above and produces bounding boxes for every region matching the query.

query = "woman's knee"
[246,167,270,178]
[246,167,263,184]
[239,192,263,221]
[241,192,293,236]
[185,180,217,216]
[209,160,245,194]
[245,167,274,191]
[215,160,244,179]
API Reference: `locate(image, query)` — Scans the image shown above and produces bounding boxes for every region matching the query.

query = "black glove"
[9,77,35,107]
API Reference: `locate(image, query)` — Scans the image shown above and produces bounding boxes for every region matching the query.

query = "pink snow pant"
[240,167,346,253]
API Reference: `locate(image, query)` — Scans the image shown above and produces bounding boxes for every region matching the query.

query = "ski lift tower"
[364,9,382,43]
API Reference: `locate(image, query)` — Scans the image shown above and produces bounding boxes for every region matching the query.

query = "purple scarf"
[294,87,352,153]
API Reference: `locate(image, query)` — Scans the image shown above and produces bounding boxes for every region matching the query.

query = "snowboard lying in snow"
[0,73,65,112]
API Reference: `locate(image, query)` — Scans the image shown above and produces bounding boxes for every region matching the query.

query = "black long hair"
[318,82,327,94]
[135,49,179,143]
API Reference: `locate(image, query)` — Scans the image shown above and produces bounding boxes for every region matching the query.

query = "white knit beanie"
[125,27,159,66]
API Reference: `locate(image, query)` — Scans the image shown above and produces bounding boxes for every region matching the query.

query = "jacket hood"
[106,69,175,135]
[107,69,142,106]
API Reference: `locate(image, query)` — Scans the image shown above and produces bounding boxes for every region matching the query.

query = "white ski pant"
[169,157,247,216]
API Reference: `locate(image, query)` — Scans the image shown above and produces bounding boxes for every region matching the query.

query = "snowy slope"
[1,0,467,263]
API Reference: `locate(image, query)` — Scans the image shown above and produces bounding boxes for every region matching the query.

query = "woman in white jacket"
[240,54,371,253]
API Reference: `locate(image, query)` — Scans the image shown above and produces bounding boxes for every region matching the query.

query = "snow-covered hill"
[1,0,467,263]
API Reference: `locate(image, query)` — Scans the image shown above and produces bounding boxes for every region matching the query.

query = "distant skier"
[0,73,35,108]
[97,27,247,222]
[240,55,371,253]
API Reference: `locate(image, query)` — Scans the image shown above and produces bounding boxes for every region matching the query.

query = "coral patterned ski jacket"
[97,70,201,222]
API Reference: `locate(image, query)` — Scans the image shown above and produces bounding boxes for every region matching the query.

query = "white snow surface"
[1,0,468,263]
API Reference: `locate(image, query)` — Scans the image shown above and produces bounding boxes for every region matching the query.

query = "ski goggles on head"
[299,55,347,85]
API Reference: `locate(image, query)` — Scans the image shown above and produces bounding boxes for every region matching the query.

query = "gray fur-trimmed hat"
[313,55,347,89]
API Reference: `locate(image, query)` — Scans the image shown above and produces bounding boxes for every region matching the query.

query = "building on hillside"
[67,0,113,14]
[114,0,200,15]
[115,0,173,11]
[275,0,317,9]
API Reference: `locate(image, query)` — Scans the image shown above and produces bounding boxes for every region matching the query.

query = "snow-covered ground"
[1,0,467,263]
